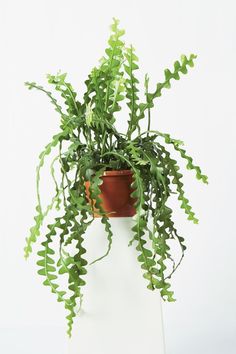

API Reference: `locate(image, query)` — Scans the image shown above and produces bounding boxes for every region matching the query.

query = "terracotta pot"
[85,170,136,217]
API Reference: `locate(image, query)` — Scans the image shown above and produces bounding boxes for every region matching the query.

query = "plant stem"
[145,74,151,136]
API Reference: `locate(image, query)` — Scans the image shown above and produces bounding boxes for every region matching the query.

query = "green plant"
[24,18,208,336]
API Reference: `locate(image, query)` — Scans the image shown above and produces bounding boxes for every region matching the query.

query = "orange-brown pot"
[85,170,136,217]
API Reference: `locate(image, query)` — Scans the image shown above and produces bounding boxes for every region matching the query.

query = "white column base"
[68,218,165,354]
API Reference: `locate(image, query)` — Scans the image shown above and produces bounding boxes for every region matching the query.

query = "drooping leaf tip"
[25,81,34,89]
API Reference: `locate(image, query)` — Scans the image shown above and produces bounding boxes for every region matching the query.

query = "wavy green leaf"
[24,131,70,259]
[139,54,197,119]
[88,168,114,265]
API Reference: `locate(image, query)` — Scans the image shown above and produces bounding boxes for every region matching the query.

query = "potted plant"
[24,18,208,336]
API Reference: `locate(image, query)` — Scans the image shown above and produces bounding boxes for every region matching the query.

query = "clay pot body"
[85,170,136,217]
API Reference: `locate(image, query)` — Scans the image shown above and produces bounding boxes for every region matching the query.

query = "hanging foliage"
[24,18,208,336]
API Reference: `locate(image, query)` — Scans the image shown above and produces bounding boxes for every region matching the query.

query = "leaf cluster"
[24,18,208,336]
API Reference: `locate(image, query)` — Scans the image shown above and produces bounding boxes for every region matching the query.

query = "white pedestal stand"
[68,218,165,354]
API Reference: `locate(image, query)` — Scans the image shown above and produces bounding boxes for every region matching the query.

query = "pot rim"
[103,169,133,177]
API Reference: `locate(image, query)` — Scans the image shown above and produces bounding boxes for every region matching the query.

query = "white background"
[1,0,236,353]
